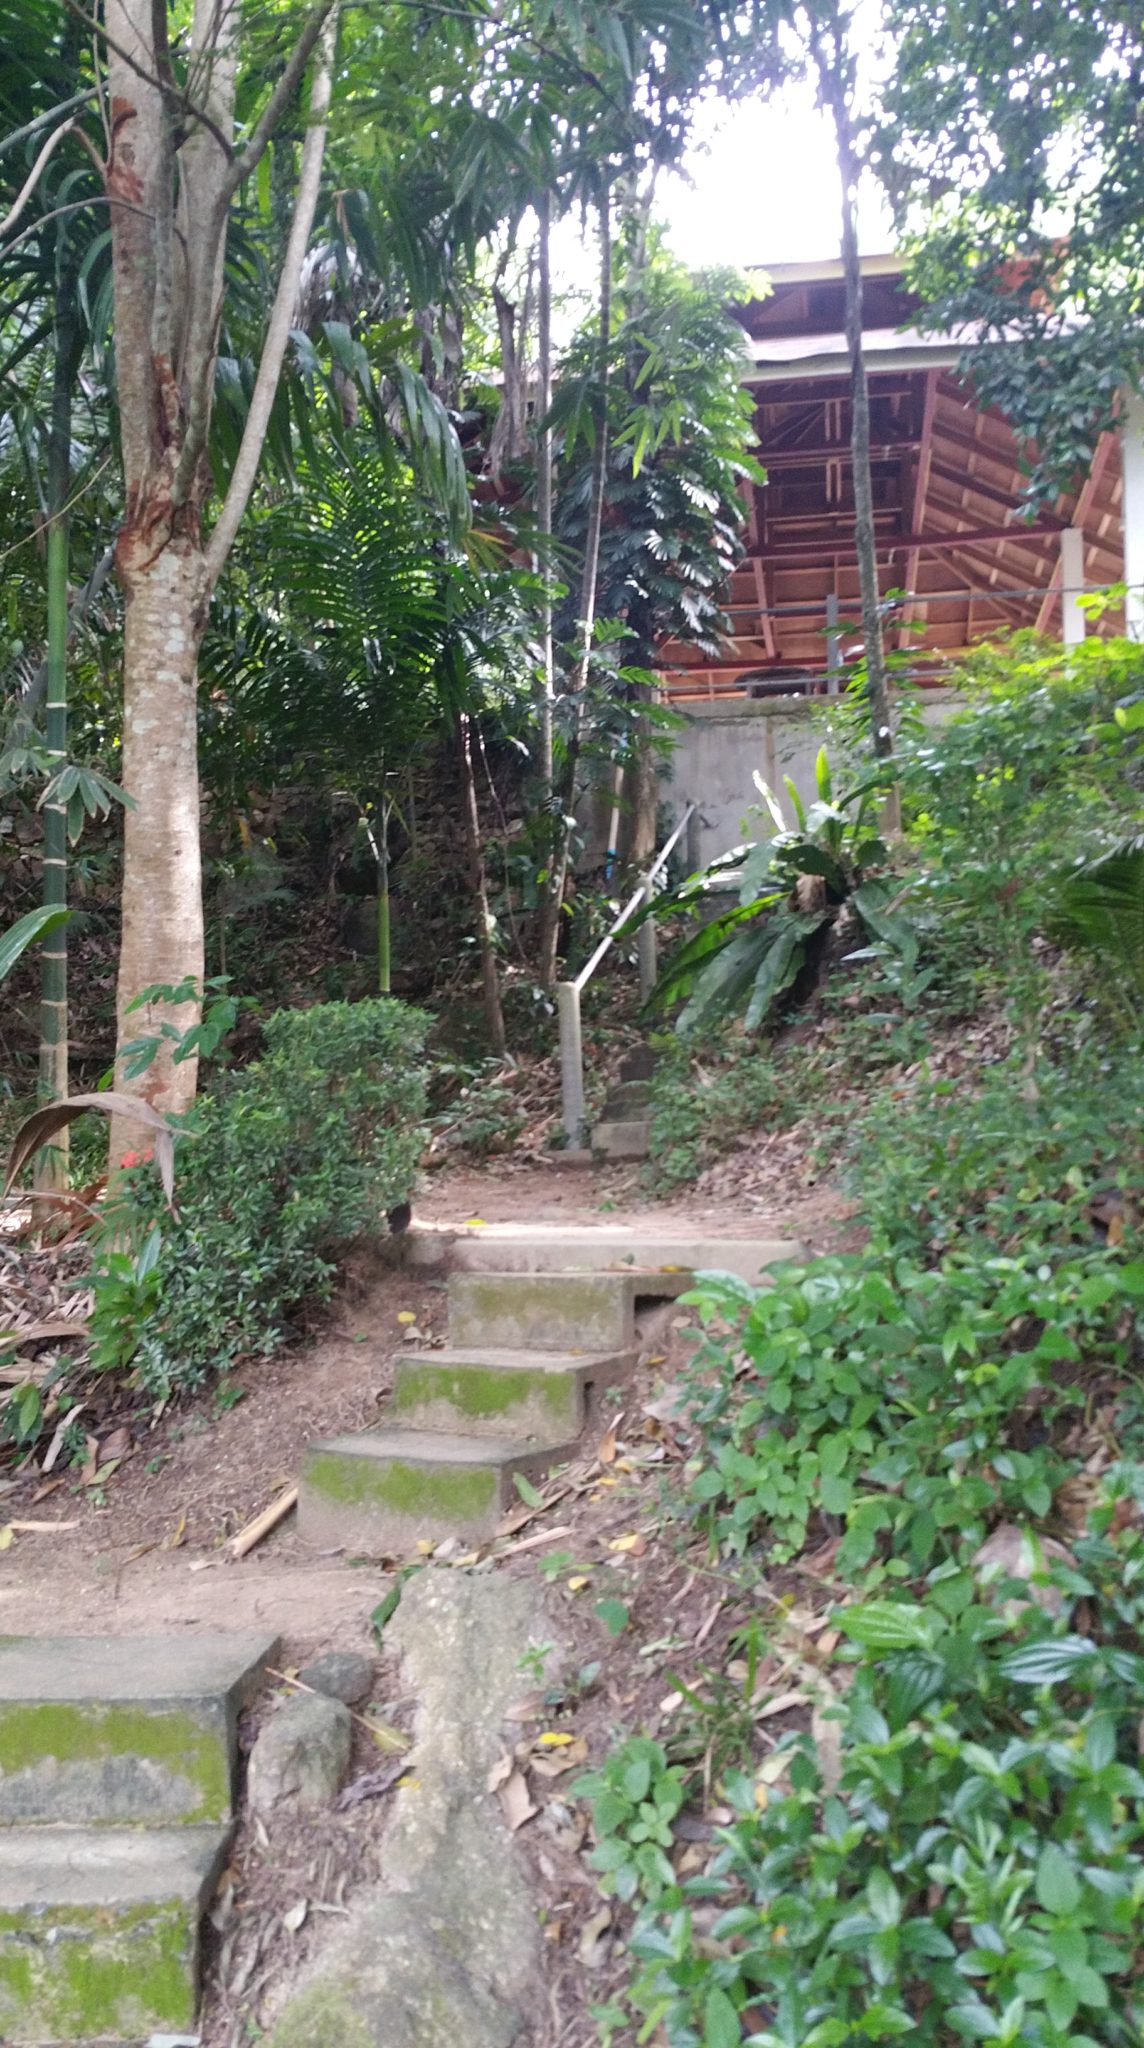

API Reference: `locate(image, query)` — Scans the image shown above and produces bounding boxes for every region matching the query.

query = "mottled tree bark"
[103,0,336,1157]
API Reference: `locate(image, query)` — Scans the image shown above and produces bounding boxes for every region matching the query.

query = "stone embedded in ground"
[0,1824,227,2044]
[390,1345,634,1440]
[296,1650,375,1707]
[248,1693,352,1816]
[0,1633,278,1828]
[264,1569,550,2048]
[298,1429,572,1553]
[447,1269,635,1352]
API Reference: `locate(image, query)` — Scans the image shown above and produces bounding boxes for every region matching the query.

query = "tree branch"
[203,6,336,587]
[0,118,78,243]
[0,89,97,162]
[221,0,336,205]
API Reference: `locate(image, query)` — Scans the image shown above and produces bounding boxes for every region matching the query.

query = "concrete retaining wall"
[660,690,963,867]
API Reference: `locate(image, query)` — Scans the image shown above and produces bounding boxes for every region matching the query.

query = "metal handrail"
[556,802,697,1147]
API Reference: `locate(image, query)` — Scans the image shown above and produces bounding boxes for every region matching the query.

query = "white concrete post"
[1120,385,1144,639]
[1060,526,1086,646]
[556,980,585,1146]
[637,883,658,1004]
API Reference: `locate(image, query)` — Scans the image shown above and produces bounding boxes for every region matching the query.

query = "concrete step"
[0,1633,278,1828]
[591,1116,651,1162]
[0,1823,228,2043]
[391,1346,636,1439]
[447,1269,637,1353]
[407,1223,804,1287]
[601,1081,652,1117]
[299,1428,576,1552]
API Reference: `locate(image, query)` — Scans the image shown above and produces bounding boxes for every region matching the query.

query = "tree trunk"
[823,71,894,768]
[103,0,335,1154]
[458,714,506,1057]
[537,185,612,988]
[535,189,554,796]
[110,537,207,1161]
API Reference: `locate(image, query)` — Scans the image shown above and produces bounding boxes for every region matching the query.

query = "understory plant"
[581,644,1144,2048]
[645,748,910,1035]
[90,997,429,1394]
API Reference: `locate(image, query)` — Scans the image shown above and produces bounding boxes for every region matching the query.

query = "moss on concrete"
[0,1701,229,1825]
[392,1362,577,1432]
[266,1981,374,2048]
[304,1451,498,1523]
[448,1272,631,1351]
[0,1898,194,2040]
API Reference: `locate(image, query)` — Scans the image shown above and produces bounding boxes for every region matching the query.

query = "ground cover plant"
[577,637,1144,2047]
[1,998,429,1457]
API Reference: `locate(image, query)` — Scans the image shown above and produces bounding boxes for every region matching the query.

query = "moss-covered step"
[447,1270,636,1353]
[299,1428,576,1552]
[0,1822,227,2044]
[0,1632,278,1827]
[391,1346,636,1440]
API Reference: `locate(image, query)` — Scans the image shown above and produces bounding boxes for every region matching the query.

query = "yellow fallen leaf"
[608,1532,646,1555]
[614,1458,634,1474]
[538,1731,574,1748]
[397,1774,420,1791]
[755,1783,769,1811]
[397,1311,417,1325]
[416,1539,435,1554]
[368,1721,410,1754]
[567,1576,590,1592]
[462,1217,488,1227]
[0,1526,15,1551]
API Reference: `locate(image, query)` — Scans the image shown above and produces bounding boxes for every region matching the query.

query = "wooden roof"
[658,265,1125,698]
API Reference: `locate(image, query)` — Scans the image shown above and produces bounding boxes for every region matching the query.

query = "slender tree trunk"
[112,539,207,1150]
[535,189,554,796]
[822,73,894,767]
[537,186,612,989]
[103,0,336,1157]
[376,794,391,995]
[35,26,84,1187]
[458,714,506,1056]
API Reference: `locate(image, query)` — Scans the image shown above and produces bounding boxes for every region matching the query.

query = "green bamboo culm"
[377,810,391,995]
[36,204,81,1190]
[38,504,69,1181]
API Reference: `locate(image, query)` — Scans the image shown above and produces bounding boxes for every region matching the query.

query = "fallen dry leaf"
[578,1905,613,1969]
[755,1690,810,1720]
[498,1768,539,1832]
[282,1900,308,1934]
[597,1424,617,1465]
[486,1752,515,1793]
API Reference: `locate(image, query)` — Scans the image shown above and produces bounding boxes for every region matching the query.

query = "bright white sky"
[548,82,894,310]
[661,84,893,271]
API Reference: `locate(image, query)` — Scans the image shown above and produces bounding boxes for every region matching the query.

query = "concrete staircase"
[299,1226,802,1555]
[0,1630,277,2044]
[591,1044,656,1161]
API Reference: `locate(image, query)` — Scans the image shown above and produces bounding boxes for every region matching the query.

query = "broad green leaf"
[0,904,69,982]
[1036,1843,1081,1916]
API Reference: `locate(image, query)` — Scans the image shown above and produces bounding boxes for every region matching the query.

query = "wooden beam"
[753,518,1063,563]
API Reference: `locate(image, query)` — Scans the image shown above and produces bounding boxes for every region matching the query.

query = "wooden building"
[657,255,1129,700]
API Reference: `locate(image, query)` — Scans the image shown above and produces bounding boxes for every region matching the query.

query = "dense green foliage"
[88,999,429,1398]
[585,639,1144,2048]
[879,0,1144,498]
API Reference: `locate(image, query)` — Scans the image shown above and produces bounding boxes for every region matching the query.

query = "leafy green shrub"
[616,1592,1144,2047]
[94,997,429,1394]
[681,1249,1141,1574]
[848,1032,1144,1260]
